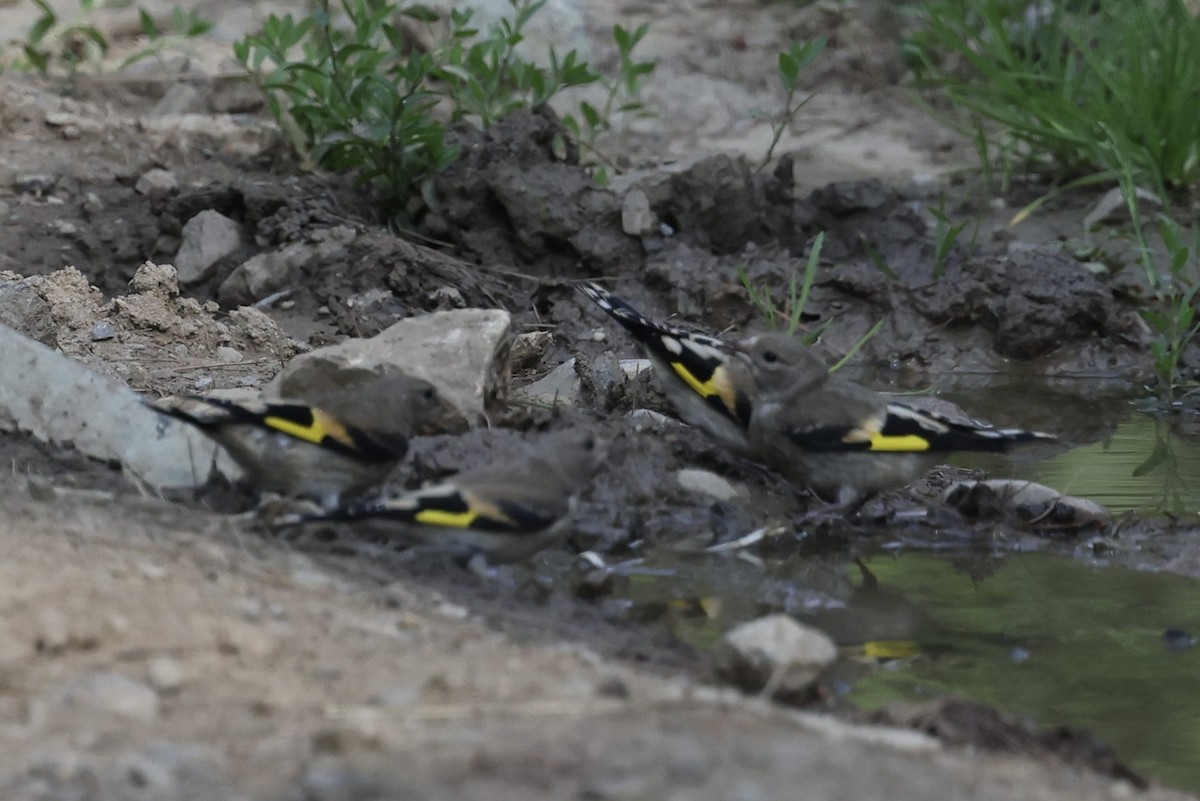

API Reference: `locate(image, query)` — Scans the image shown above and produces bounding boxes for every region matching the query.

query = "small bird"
[733,332,1058,512]
[578,282,754,454]
[274,428,600,564]
[147,372,443,508]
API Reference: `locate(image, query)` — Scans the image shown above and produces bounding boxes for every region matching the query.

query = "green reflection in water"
[957,413,1200,515]
[847,552,1200,793]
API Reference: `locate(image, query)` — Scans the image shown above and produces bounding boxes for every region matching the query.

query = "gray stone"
[942,479,1111,530]
[0,280,57,346]
[518,358,581,406]
[135,167,179,198]
[54,671,160,721]
[519,357,649,408]
[621,188,658,236]
[713,614,837,701]
[608,152,761,253]
[511,330,555,370]
[215,346,243,364]
[110,743,234,801]
[301,758,379,801]
[0,323,224,488]
[676,468,739,501]
[218,241,315,306]
[174,210,244,285]
[147,657,186,692]
[271,309,512,422]
[90,320,116,341]
[14,173,57,195]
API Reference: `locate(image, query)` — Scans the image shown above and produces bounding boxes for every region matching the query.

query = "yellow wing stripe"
[264,409,357,449]
[867,432,932,452]
[415,508,478,528]
[863,640,922,659]
[671,361,719,398]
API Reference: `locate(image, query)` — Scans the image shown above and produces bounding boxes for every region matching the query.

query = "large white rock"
[174,210,244,285]
[713,613,838,702]
[270,309,512,423]
[0,323,223,488]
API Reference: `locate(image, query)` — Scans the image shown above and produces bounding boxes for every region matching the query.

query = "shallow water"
[915,372,1200,516]
[840,552,1200,793]
[627,549,1200,793]
[957,412,1200,516]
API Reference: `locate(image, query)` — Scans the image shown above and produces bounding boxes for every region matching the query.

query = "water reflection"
[843,552,1200,793]
[958,412,1200,515]
[623,549,1200,793]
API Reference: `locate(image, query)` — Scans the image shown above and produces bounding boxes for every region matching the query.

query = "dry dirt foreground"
[0,0,1188,798]
[0,486,1189,801]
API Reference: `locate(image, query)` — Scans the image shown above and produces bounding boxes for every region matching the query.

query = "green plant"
[234,0,605,222]
[431,1,598,128]
[928,200,978,278]
[123,6,213,68]
[13,0,113,78]
[561,22,656,174]
[6,0,213,79]
[1138,217,1200,402]
[753,37,826,172]
[737,232,885,369]
[906,0,1200,198]
[738,232,824,338]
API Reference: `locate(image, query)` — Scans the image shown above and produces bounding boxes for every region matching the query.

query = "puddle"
[624,549,1200,793]
[840,552,1200,793]
[955,410,1200,516]
[890,372,1200,516]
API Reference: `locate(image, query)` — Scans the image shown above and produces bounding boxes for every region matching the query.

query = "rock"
[519,357,649,408]
[675,468,739,501]
[174,210,244,285]
[301,758,380,801]
[90,320,116,341]
[271,309,512,422]
[621,188,659,236]
[110,743,234,801]
[809,179,893,214]
[943,480,1110,530]
[135,167,179,198]
[54,671,160,721]
[14,173,57,195]
[510,330,555,370]
[0,279,58,346]
[518,358,581,406]
[609,152,762,253]
[147,656,186,692]
[713,614,837,702]
[218,241,315,306]
[215,346,243,364]
[0,324,224,488]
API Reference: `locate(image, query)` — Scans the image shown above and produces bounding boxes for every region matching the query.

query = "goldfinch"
[147,372,443,508]
[733,333,1058,511]
[578,282,754,454]
[275,428,599,563]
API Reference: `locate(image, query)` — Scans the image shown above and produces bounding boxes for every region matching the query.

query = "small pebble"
[90,321,116,341]
[1010,647,1031,664]
[146,657,186,692]
[14,173,57,195]
[215,346,243,364]
[193,375,215,391]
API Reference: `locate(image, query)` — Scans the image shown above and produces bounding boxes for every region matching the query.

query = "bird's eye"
[762,350,779,364]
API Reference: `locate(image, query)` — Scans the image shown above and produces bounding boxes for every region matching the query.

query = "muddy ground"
[1,0,1198,799]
